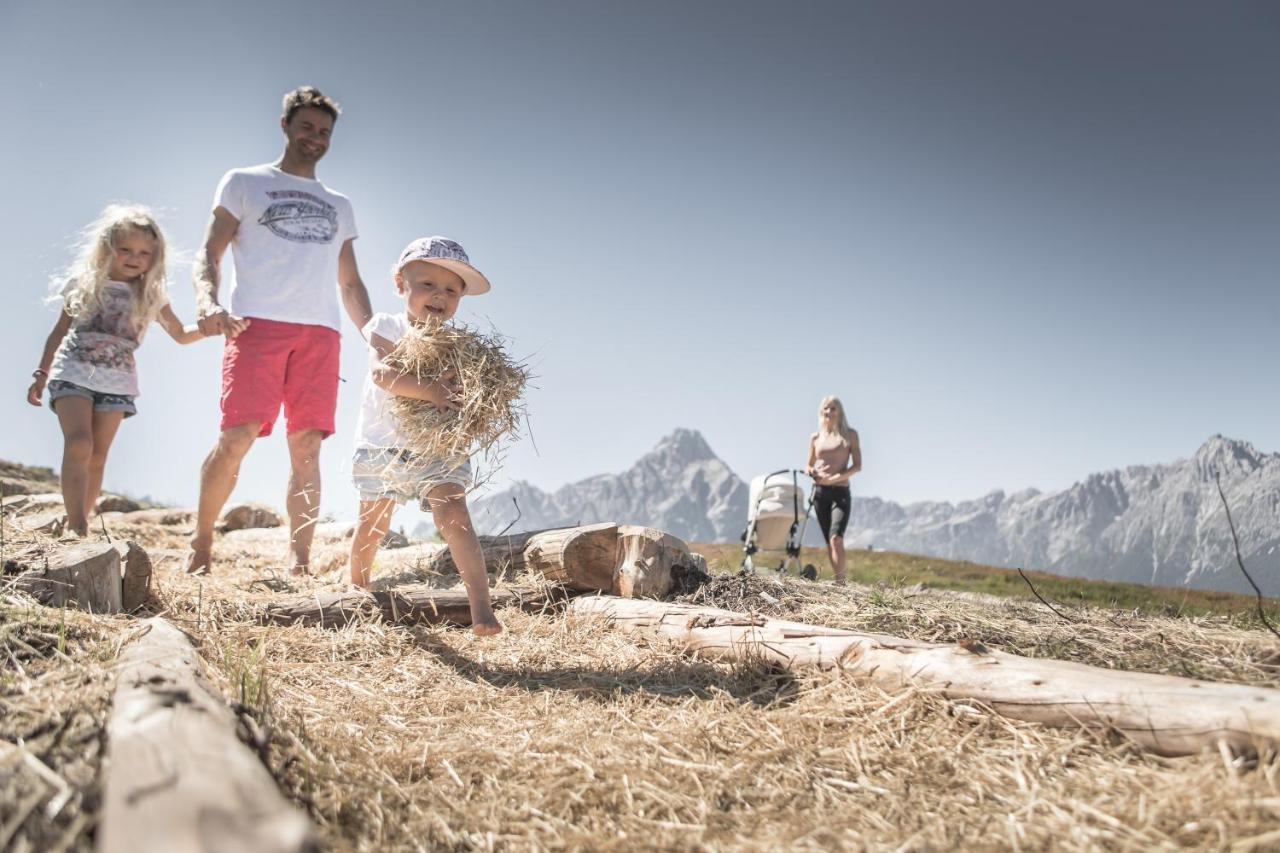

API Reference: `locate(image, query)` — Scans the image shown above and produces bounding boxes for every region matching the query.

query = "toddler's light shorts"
[351,447,472,510]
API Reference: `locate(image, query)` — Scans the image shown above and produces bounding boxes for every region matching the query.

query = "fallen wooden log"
[99,618,314,852]
[406,526,575,576]
[262,584,560,629]
[223,521,410,549]
[409,523,705,597]
[98,507,196,526]
[571,596,1280,758]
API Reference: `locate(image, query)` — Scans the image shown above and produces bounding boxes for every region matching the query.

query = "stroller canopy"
[748,472,806,523]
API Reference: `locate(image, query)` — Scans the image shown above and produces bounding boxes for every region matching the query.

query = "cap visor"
[421,259,491,295]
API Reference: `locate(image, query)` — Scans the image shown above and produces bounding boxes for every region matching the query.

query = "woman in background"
[806,396,861,585]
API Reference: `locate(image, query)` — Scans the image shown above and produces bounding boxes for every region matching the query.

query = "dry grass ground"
[5,511,1280,851]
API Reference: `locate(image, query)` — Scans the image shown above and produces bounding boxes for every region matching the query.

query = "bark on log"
[407,527,558,576]
[14,542,121,613]
[98,618,314,853]
[409,524,619,591]
[571,596,1280,758]
[525,524,620,592]
[115,540,152,612]
[261,584,558,629]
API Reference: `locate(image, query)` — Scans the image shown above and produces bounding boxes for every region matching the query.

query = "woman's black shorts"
[814,485,851,542]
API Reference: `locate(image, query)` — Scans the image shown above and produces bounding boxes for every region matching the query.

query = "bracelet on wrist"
[32,368,48,379]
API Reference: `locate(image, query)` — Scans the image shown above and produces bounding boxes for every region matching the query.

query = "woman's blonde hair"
[818,395,854,443]
[55,204,168,327]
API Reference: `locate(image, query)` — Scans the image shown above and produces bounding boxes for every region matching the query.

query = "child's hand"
[225,315,251,337]
[427,370,461,411]
[26,376,46,407]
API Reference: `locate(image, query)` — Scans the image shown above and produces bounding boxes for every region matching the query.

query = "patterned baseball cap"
[395,236,491,295]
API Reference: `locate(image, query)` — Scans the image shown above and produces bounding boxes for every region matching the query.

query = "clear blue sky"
[3,1,1278,525]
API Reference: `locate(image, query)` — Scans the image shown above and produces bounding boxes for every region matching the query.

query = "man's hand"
[26,376,46,407]
[198,308,251,338]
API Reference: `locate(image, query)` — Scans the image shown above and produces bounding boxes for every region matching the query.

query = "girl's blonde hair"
[55,204,168,327]
[818,395,854,443]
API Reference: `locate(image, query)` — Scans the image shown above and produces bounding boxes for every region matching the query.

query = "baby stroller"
[740,469,818,580]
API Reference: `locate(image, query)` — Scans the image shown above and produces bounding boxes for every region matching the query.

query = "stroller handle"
[763,467,814,482]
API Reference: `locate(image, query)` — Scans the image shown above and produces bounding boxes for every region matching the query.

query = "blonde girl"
[26,205,234,536]
[805,395,862,584]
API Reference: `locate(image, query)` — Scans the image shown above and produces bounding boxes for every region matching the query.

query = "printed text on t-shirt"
[258,190,339,244]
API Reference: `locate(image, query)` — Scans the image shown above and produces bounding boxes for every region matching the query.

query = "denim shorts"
[48,380,137,417]
[351,447,472,509]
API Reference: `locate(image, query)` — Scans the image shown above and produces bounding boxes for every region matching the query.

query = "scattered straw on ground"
[0,587,127,852]
[6,516,1280,851]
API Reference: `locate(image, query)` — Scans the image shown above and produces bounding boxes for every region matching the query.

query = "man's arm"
[338,238,374,337]
[193,207,243,336]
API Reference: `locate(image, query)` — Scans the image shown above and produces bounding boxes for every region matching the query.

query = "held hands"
[197,307,251,339]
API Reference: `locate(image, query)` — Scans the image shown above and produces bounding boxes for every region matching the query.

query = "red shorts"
[220,318,340,438]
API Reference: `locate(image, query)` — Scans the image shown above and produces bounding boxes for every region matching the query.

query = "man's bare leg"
[427,483,502,636]
[186,422,261,574]
[285,429,324,576]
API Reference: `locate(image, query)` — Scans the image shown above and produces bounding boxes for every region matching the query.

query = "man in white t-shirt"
[186,86,374,576]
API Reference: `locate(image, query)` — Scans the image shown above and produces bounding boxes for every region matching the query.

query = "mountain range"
[469,430,1280,595]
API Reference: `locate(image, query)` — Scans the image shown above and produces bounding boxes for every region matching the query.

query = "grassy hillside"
[692,542,1280,625]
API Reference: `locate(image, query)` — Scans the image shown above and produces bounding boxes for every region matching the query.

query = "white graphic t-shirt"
[213,164,357,331]
[355,312,414,450]
[48,280,166,396]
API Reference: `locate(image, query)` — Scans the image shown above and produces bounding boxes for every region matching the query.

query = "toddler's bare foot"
[185,539,212,575]
[289,561,310,578]
[471,617,504,637]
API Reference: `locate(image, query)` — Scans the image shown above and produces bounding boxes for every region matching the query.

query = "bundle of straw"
[383,322,529,465]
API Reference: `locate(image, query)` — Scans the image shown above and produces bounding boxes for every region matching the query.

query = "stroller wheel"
[800,564,818,581]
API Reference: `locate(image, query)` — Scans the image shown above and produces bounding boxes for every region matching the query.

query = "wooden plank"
[571,595,1280,758]
[98,618,314,853]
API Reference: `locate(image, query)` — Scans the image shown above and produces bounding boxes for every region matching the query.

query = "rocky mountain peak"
[647,428,716,465]
[1192,435,1262,480]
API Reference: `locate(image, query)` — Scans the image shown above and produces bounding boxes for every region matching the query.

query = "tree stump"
[14,542,121,613]
[612,525,704,598]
